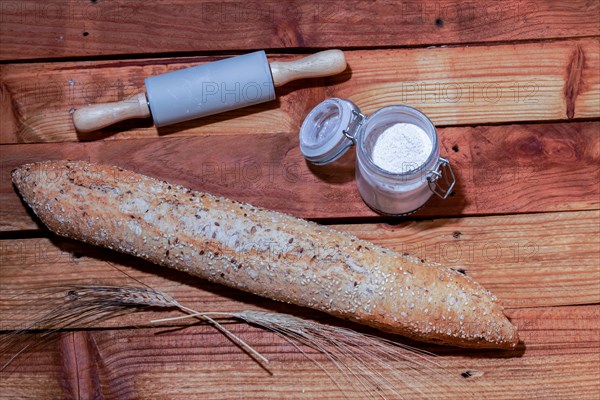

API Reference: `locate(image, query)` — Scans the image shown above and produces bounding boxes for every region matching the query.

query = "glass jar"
[299,98,455,215]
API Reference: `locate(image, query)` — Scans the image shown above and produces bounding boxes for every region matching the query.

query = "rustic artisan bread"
[12,161,518,349]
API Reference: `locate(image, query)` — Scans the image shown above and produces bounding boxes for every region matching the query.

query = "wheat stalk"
[1,285,480,399]
[0,285,266,370]
[155,309,479,399]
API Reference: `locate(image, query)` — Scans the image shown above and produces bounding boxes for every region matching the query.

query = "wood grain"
[1,1,598,398]
[340,211,600,309]
[1,121,598,230]
[1,39,598,143]
[1,0,598,61]
[1,305,598,399]
[1,210,597,331]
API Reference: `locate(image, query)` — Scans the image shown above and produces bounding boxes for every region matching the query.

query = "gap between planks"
[2,35,600,66]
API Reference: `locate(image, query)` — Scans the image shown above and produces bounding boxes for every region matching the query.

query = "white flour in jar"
[371,123,433,173]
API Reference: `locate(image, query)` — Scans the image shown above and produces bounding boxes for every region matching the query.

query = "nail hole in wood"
[461,370,484,378]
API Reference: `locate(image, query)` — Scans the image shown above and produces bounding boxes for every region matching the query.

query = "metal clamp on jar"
[299,98,455,215]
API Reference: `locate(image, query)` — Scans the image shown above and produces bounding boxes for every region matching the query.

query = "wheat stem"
[155,303,269,365]
[151,311,234,323]
[2,285,481,398]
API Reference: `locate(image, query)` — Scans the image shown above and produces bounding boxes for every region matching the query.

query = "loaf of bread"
[12,161,518,349]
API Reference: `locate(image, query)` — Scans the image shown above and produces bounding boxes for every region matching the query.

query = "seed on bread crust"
[12,161,518,349]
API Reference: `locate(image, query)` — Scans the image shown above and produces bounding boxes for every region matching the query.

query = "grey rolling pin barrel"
[73,50,347,133]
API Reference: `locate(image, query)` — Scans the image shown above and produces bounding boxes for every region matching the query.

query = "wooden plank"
[1,1,598,61]
[1,39,598,144]
[339,210,600,309]
[1,305,598,399]
[1,211,598,330]
[1,121,598,230]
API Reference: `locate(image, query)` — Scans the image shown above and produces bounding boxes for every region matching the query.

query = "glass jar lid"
[299,98,365,165]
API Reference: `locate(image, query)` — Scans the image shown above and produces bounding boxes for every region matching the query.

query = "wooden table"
[1,1,599,398]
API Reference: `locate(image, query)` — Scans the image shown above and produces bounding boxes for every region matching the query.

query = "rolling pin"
[73,50,347,133]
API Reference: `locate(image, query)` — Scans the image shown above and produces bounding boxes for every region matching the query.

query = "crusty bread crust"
[12,161,518,349]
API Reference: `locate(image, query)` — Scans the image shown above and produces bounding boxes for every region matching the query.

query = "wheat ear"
[0,285,265,370]
[153,310,479,399]
[3,285,482,399]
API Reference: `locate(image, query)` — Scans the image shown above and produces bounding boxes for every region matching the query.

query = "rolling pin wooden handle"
[269,49,347,87]
[73,92,151,133]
